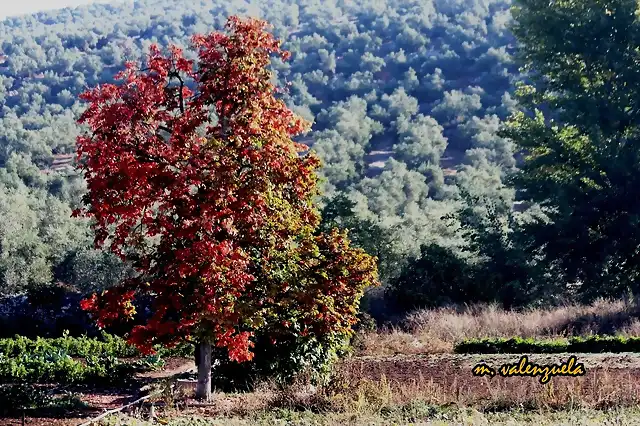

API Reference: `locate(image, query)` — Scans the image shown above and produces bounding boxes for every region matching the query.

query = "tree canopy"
[502,0,640,301]
[0,0,519,306]
[3,0,639,321]
[75,16,378,399]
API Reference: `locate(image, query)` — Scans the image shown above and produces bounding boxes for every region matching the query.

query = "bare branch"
[169,70,186,114]
[158,124,173,134]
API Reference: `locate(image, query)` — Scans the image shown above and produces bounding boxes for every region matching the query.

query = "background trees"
[502,0,640,302]
[0,0,520,309]
[2,0,638,321]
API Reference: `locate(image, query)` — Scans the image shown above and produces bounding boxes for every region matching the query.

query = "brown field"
[356,299,640,356]
[9,353,640,425]
[7,300,640,425]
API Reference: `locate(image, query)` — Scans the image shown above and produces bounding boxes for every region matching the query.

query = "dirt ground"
[346,352,640,379]
[0,357,194,426]
[335,353,640,406]
[5,353,640,425]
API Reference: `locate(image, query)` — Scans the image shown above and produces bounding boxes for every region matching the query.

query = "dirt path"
[137,356,194,380]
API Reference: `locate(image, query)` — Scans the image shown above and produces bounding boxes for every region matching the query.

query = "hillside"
[4,0,640,423]
[0,0,520,297]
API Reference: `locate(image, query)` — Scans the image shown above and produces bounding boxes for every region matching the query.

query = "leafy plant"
[134,354,166,371]
[454,335,640,354]
[0,384,86,414]
[0,351,136,384]
[0,333,190,358]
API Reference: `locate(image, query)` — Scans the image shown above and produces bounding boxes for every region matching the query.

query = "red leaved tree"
[74,16,378,400]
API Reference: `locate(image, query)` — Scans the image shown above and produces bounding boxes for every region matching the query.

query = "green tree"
[501,0,640,301]
[393,114,448,170]
[0,185,51,295]
[320,192,403,284]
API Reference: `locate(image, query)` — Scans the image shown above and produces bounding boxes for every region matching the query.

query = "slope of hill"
[0,0,521,295]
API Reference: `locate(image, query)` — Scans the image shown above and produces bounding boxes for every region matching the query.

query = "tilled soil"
[333,353,640,410]
[343,352,640,381]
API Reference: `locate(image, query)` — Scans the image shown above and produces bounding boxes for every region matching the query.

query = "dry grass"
[355,299,640,356]
[104,407,640,426]
[131,352,640,418]
[105,362,640,425]
[324,353,640,417]
[88,299,640,425]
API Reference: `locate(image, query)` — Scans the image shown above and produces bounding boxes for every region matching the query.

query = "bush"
[0,332,191,358]
[454,337,568,354]
[0,350,137,384]
[209,331,351,392]
[353,311,378,333]
[568,335,640,353]
[386,244,477,312]
[0,290,97,338]
[454,335,640,354]
[0,384,86,414]
[0,335,191,386]
[0,287,160,339]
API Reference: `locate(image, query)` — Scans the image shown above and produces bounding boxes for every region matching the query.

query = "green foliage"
[455,335,640,354]
[568,335,640,353]
[0,350,136,384]
[0,333,191,358]
[0,332,134,357]
[455,337,568,354]
[0,334,188,387]
[0,384,85,414]
[208,227,376,390]
[135,353,166,371]
[384,168,537,313]
[0,0,520,313]
[502,0,640,301]
[392,114,448,170]
[448,187,552,308]
[354,311,377,333]
[319,193,405,283]
[56,248,132,294]
[211,331,351,391]
[387,244,476,310]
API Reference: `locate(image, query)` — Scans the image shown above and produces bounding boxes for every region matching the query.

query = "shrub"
[454,335,640,354]
[568,335,640,353]
[0,332,191,358]
[0,350,137,384]
[0,384,86,414]
[210,331,352,391]
[386,244,477,312]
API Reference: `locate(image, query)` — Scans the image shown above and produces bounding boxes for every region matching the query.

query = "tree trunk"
[195,341,212,401]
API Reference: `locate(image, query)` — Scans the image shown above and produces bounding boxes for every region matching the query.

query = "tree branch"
[158,124,173,134]
[169,70,186,114]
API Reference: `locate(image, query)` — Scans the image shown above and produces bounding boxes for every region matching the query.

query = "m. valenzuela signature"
[472,355,586,384]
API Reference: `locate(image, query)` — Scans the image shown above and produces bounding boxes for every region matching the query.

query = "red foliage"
[75,16,378,362]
